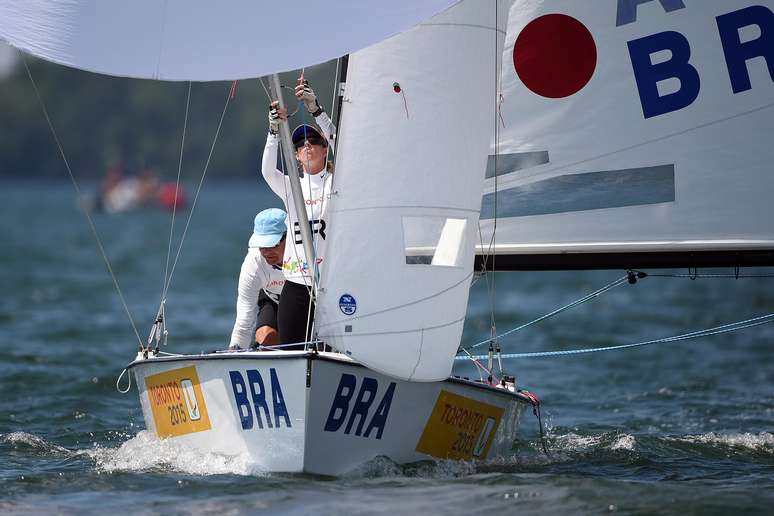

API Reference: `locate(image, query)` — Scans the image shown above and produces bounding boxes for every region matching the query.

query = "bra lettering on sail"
[628,5,773,118]
[513,4,773,119]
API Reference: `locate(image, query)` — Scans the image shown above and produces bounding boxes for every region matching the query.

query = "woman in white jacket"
[262,78,336,347]
[228,209,287,350]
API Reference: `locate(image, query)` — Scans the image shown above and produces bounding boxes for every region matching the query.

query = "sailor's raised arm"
[314,111,336,144]
[228,250,265,350]
[295,78,336,142]
[261,101,287,195]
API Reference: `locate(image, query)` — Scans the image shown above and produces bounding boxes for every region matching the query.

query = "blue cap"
[291,124,325,145]
[248,208,287,248]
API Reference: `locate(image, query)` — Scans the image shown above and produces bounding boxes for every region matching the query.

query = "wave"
[671,431,774,453]
[343,455,481,479]
[84,430,268,476]
[610,434,637,451]
[0,431,71,456]
[547,431,637,453]
[542,429,774,459]
[343,431,640,479]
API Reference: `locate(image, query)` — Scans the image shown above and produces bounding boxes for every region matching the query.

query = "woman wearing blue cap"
[228,208,288,350]
[262,77,337,346]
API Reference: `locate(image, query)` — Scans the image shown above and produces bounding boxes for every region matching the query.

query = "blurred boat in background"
[80,162,187,213]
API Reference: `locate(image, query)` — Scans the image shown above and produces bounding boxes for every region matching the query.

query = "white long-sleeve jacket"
[228,249,285,349]
[261,112,336,286]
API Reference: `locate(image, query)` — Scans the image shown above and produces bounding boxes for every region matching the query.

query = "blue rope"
[463,274,631,351]
[455,312,774,360]
[646,273,774,278]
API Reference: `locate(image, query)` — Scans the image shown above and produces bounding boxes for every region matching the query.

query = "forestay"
[478,0,774,269]
[315,0,511,382]
[0,0,457,81]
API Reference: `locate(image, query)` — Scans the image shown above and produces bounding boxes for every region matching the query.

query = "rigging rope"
[461,273,632,352]
[463,270,774,355]
[479,0,505,379]
[258,76,273,103]
[493,1,506,378]
[160,81,192,306]
[23,56,144,349]
[115,367,132,394]
[456,311,774,361]
[162,83,235,299]
[459,347,497,383]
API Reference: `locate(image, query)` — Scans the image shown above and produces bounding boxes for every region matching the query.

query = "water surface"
[1,182,772,515]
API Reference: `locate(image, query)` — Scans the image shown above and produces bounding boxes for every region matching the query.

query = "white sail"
[479,0,774,269]
[0,0,457,81]
[315,0,510,381]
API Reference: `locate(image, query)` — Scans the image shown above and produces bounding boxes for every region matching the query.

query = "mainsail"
[315,0,511,381]
[478,0,774,270]
[0,0,457,80]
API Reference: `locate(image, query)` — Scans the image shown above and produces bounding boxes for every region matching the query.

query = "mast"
[268,74,317,284]
[332,55,349,146]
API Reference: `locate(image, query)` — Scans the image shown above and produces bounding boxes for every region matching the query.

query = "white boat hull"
[128,351,533,475]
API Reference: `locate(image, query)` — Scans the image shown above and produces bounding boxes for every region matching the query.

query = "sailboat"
[1,0,539,474]
[3,0,773,475]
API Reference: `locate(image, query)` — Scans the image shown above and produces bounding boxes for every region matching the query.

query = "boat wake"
[0,430,267,476]
[84,430,268,476]
[4,428,771,479]
[344,455,479,479]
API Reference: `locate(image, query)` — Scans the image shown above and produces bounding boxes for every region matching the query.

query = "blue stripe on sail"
[485,151,549,178]
[480,165,675,219]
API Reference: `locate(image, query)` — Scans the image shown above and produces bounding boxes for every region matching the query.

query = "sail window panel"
[485,151,550,179]
[481,165,675,219]
[403,217,467,267]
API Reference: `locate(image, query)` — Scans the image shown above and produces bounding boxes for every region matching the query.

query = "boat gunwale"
[125,351,535,404]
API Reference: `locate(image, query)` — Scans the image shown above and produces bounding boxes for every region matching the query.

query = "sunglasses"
[293,134,326,150]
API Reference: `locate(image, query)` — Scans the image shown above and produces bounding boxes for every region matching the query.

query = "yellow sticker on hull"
[415,390,504,460]
[144,366,211,438]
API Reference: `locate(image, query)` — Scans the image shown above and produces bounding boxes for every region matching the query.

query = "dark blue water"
[1,181,772,515]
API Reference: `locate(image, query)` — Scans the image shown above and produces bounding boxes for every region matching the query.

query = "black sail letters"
[294,219,326,244]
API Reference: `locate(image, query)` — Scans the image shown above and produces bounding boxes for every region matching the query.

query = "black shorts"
[277,280,315,348]
[256,289,279,331]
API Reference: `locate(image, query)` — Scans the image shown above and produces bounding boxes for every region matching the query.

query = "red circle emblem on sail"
[513,14,597,98]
